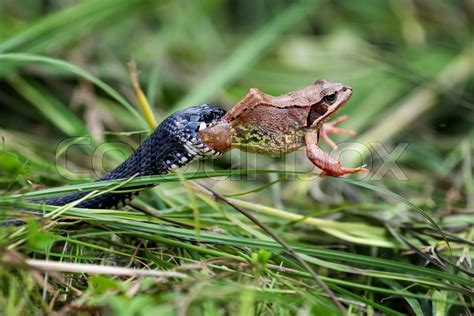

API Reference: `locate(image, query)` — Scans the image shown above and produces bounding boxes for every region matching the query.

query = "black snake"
[41,104,226,209]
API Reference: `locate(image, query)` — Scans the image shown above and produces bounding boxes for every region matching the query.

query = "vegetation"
[0,0,472,315]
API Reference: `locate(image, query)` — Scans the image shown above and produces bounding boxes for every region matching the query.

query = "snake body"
[43,104,226,209]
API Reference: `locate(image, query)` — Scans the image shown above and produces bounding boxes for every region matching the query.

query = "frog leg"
[320,115,356,149]
[305,131,368,176]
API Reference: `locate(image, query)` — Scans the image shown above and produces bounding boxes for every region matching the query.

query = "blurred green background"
[0,0,473,315]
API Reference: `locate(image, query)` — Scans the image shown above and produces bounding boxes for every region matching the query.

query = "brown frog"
[198,79,368,176]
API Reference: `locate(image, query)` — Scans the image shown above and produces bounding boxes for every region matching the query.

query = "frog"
[198,79,368,176]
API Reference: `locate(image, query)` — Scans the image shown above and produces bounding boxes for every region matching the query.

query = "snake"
[42,104,226,209]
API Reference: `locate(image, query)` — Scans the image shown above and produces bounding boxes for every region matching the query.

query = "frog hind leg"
[305,132,368,176]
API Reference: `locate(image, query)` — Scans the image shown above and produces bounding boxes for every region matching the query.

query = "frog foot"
[320,115,356,149]
[306,144,369,176]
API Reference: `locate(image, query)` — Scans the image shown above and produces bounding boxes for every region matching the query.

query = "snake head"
[166,104,226,165]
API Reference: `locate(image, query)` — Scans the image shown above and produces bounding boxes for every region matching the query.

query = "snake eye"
[323,92,337,104]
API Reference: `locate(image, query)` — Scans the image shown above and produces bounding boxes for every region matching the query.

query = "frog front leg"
[320,115,356,149]
[304,131,368,176]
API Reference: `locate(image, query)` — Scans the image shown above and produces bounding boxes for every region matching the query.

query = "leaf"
[336,177,451,250]
[26,221,57,251]
[89,275,122,295]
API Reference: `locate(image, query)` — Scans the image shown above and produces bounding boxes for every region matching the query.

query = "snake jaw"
[169,105,226,170]
[185,129,223,159]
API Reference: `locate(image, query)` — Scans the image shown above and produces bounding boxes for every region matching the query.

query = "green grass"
[0,0,473,315]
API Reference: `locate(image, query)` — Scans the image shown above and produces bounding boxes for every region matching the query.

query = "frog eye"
[323,92,337,103]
